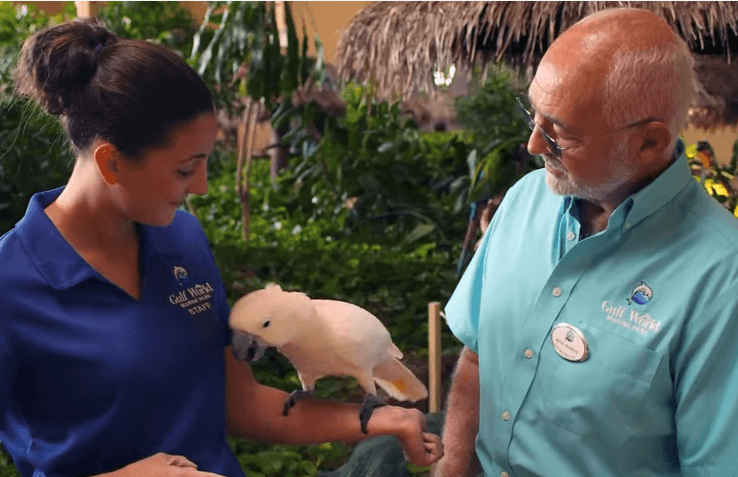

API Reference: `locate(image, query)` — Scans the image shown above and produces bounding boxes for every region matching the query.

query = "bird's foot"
[283,389,313,416]
[359,394,387,434]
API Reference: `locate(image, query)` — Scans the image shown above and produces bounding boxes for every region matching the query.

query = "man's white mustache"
[543,155,565,172]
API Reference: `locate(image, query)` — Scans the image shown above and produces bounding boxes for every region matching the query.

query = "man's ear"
[634,122,672,167]
[94,142,119,185]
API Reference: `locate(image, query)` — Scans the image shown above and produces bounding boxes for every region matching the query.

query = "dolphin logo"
[173,266,189,282]
[627,281,653,305]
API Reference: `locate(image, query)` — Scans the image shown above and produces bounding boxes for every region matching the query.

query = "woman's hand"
[373,406,444,466]
[99,452,227,477]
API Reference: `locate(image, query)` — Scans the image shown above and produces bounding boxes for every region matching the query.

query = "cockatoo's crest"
[229,285,315,347]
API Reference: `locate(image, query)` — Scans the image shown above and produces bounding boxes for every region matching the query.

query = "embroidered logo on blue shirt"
[173,265,190,286]
[627,281,653,305]
[169,265,214,315]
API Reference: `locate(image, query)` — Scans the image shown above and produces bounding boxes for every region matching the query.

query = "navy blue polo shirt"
[0,187,245,477]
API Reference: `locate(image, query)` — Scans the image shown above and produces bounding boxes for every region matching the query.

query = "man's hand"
[98,452,227,477]
[374,406,444,466]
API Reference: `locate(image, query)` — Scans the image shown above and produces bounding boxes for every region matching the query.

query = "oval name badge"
[551,323,589,362]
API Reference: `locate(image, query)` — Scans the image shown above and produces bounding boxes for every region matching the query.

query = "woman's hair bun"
[14,17,119,115]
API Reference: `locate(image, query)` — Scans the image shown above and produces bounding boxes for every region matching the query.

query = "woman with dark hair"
[0,17,442,477]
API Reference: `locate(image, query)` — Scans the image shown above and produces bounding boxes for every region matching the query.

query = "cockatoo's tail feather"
[373,358,428,402]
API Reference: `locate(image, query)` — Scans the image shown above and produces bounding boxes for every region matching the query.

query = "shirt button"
[524,348,534,359]
[566,231,576,241]
[552,287,562,297]
[502,411,510,421]
[501,472,509,477]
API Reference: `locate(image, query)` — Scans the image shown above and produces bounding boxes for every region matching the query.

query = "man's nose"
[526,125,551,156]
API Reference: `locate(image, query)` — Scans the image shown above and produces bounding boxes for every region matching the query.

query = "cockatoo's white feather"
[229,284,427,403]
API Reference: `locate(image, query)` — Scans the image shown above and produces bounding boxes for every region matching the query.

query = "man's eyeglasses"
[515,94,661,159]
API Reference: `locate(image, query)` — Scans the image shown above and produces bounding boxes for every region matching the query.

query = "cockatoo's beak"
[231,329,268,362]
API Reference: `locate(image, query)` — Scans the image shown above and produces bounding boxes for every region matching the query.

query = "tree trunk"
[235,100,260,243]
[269,124,290,183]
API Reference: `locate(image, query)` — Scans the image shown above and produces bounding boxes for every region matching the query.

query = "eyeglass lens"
[516,95,562,158]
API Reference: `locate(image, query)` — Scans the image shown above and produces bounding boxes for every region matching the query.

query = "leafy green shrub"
[96,1,198,58]
[0,3,76,236]
[0,2,76,87]
[454,65,541,204]
[0,443,20,477]
[274,83,473,247]
[0,95,74,235]
[229,439,353,477]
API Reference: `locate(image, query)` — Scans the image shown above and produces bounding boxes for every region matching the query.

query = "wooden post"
[74,1,93,17]
[428,301,442,413]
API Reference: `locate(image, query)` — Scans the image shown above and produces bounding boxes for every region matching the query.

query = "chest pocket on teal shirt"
[536,322,664,442]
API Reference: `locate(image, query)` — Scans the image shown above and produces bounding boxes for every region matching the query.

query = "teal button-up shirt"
[446,140,738,476]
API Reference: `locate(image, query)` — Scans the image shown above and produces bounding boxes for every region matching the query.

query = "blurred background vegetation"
[1,2,736,477]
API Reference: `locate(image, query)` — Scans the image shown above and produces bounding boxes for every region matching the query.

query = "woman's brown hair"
[14,17,214,160]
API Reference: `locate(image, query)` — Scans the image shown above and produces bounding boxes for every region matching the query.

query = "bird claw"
[359,394,387,434]
[282,389,313,416]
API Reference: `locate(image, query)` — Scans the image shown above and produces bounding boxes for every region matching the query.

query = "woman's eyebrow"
[178,153,208,164]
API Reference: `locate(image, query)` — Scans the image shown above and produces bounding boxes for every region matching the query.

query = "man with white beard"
[436,7,738,477]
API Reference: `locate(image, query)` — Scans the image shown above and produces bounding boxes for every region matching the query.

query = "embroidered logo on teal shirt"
[627,281,653,305]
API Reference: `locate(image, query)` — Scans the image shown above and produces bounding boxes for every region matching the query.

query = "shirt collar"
[565,138,692,234]
[620,137,692,230]
[15,187,182,290]
[15,187,96,290]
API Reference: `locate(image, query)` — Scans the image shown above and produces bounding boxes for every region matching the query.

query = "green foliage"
[0,3,75,236]
[454,64,528,155]
[190,1,321,114]
[0,443,20,477]
[96,1,198,58]
[0,2,75,88]
[229,438,353,477]
[273,83,472,247]
[0,95,74,235]
[454,64,541,206]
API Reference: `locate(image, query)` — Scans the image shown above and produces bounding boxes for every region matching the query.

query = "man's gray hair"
[602,36,695,152]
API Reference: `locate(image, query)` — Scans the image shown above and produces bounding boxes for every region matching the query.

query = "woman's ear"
[94,142,119,185]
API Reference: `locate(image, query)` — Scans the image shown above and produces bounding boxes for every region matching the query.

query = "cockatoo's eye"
[262,319,271,328]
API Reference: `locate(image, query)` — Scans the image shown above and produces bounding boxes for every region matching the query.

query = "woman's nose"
[188,165,208,196]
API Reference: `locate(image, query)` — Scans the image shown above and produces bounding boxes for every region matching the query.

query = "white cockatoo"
[229,283,428,433]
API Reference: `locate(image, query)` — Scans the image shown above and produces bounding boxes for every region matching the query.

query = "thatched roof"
[336,1,738,129]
